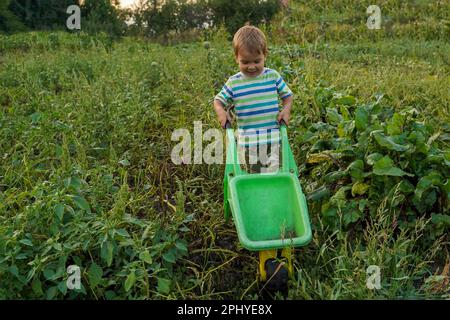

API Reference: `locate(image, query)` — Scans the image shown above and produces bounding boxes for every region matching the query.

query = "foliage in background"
[299,88,449,236]
[0,0,27,33]
[0,0,125,37]
[210,0,280,35]
[81,0,126,37]
[7,0,80,30]
[129,0,280,41]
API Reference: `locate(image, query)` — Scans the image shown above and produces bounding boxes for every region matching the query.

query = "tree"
[210,0,280,35]
[81,0,125,36]
[0,0,26,32]
[8,0,80,30]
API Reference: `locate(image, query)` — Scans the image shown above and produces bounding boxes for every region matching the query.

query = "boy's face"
[235,48,265,77]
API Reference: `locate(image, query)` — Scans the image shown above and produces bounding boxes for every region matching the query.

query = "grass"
[0,1,449,299]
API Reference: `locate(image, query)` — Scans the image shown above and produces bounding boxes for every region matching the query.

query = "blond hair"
[232,25,268,57]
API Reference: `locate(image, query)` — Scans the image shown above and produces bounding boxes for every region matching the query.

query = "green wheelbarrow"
[222,120,312,290]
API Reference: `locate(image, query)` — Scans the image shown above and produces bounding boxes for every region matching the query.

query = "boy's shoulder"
[227,68,281,84]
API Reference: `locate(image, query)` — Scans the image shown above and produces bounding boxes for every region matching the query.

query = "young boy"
[213,25,294,173]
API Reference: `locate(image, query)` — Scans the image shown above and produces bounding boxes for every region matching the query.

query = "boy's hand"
[214,100,232,128]
[277,107,291,125]
[218,111,232,128]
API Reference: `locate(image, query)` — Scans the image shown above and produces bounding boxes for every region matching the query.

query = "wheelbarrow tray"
[228,172,312,251]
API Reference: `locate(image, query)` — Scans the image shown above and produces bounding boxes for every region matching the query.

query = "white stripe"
[238,117,278,127]
[237,106,279,115]
[233,82,276,94]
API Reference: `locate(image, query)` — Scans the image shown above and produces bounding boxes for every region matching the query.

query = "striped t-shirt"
[214,68,293,146]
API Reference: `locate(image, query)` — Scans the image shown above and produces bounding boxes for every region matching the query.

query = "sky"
[119,0,138,8]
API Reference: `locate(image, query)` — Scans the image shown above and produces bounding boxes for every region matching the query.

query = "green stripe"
[238,114,276,123]
[236,93,277,104]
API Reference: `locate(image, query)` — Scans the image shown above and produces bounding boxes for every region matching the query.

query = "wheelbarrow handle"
[279,119,287,127]
[223,120,232,129]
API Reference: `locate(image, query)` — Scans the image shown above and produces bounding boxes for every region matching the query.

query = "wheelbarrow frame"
[223,122,312,251]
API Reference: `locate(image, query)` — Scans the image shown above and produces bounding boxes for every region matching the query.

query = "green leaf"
[31,277,43,296]
[330,186,351,209]
[88,262,103,288]
[415,172,442,199]
[46,286,58,300]
[70,195,91,213]
[9,265,19,277]
[348,160,365,181]
[408,130,428,154]
[175,240,188,254]
[162,250,176,264]
[373,156,413,177]
[355,107,369,131]
[30,112,42,124]
[431,214,450,226]
[118,159,130,166]
[326,108,343,125]
[101,241,114,267]
[351,182,369,196]
[398,180,415,194]
[43,268,55,280]
[124,271,136,292]
[373,131,409,152]
[157,278,171,294]
[19,239,33,247]
[55,203,64,221]
[412,190,437,213]
[308,186,330,201]
[139,250,153,264]
[324,170,348,183]
[115,228,130,238]
[344,210,361,226]
[366,153,383,166]
[57,281,67,295]
[333,95,356,106]
[321,202,337,218]
[65,177,83,191]
[339,105,351,120]
[386,113,405,135]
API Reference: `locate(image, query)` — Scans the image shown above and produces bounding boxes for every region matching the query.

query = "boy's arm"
[213,99,231,128]
[277,95,293,125]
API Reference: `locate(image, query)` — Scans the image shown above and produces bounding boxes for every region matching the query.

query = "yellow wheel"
[258,249,294,294]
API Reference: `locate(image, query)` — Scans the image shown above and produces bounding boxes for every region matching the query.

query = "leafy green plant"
[300,86,449,237]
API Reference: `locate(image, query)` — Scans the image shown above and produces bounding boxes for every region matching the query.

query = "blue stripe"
[238,139,281,147]
[238,128,280,136]
[234,87,276,98]
[220,92,229,101]
[224,86,233,97]
[240,122,279,130]
[276,78,282,86]
[233,80,275,92]
[278,82,286,92]
[281,92,293,99]
[235,100,278,111]
[236,107,279,117]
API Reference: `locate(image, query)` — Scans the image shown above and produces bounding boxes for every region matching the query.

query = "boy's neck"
[240,67,266,79]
